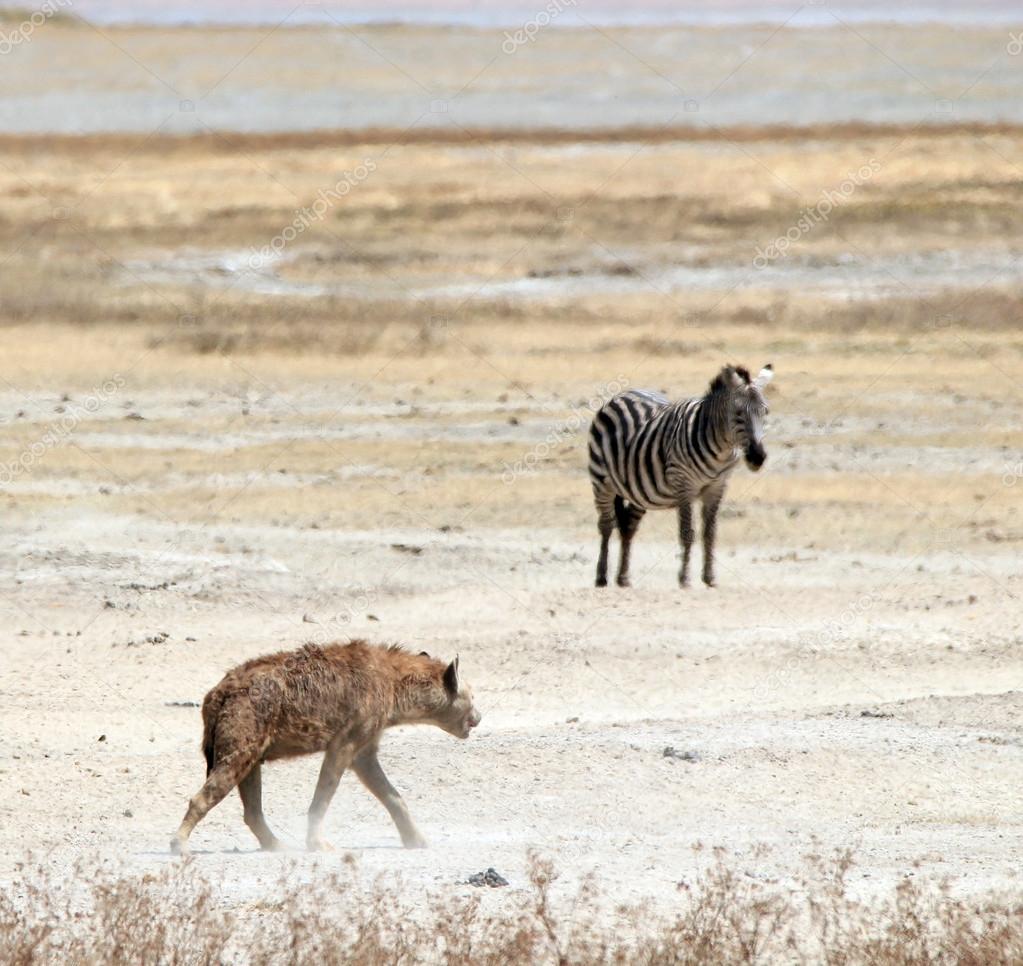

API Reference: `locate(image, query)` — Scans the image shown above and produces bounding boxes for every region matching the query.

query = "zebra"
[588,364,773,589]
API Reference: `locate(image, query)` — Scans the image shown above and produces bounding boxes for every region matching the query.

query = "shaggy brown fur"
[171,640,481,855]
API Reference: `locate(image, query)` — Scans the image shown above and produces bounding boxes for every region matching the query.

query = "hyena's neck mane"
[381,645,449,724]
[309,640,446,726]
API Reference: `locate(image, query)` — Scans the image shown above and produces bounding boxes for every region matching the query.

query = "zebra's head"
[714,363,773,471]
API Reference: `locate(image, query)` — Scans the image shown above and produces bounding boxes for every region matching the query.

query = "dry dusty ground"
[0,126,1022,932]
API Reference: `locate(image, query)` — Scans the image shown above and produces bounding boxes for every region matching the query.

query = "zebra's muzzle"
[745,444,766,471]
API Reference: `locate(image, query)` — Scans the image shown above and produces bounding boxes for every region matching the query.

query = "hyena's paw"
[170,836,190,857]
[401,831,428,849]
[261,837,289,853]
[306,836,336,853]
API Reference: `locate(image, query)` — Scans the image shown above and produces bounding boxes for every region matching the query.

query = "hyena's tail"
[202,725,215,777]
[200,690,225,777]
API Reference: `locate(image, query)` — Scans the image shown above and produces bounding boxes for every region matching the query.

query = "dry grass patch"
[3,852,1023,965]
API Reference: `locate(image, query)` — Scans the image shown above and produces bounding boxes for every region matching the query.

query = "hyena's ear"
[753,363,774,389]
[443,656,460,695]
[419,650,430,658]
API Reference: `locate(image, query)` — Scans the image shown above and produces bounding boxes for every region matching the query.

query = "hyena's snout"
[457,707,482,737]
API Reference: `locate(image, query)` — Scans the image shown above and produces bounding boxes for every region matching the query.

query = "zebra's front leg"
[701,491,724,587]
[616,501,645,588]
[677,501,694,587]
[595,498,615,588]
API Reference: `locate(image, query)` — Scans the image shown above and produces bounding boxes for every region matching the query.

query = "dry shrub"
[0,860,233,966]
[2,851,1023,965]
[803,849,1023,966]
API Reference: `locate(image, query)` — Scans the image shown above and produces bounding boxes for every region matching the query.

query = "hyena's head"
[714,363,773,471]
[418,654,481,739]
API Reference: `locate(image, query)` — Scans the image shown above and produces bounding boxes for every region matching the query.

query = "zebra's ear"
[754,364,774,389]
[722,366,744,389]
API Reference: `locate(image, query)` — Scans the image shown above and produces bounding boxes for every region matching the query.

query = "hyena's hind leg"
[593,486,617,588]
[238,764,286,852]
[614,495,645,588]
[172,701,266,855]
[171,748,260,855]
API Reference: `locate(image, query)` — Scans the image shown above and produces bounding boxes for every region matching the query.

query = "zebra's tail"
[613,495,630,532]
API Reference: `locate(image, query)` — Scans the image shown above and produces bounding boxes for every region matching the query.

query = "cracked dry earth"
[1,327,1021,917]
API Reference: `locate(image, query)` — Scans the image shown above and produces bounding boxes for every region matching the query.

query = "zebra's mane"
[708,365,751,394]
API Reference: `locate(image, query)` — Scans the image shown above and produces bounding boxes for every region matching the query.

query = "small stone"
[467,867,509,887]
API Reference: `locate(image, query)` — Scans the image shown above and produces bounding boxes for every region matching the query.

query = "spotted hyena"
[171,640,481,854]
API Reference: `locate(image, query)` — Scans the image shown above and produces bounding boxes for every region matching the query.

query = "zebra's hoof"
[678,576,690,588]
[595,576,608,588]
[616,577,631,588]
[703,579,716,588]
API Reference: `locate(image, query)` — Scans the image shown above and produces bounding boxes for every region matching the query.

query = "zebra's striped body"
[588,390,739,510]
[588,365,772,588]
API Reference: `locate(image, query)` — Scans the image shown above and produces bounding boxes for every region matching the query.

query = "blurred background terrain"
[1,0,1022,949]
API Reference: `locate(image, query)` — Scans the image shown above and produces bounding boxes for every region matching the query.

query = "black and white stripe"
[588,364,772,588]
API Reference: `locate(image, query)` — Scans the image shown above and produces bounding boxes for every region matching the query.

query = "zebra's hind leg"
[677,501,694,587]
[615,496,645,588]
[594,489,616,588]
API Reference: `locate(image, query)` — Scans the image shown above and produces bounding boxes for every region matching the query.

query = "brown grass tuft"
[3,852,1023,965]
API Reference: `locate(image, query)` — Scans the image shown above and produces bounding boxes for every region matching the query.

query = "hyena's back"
[201,642,394,772]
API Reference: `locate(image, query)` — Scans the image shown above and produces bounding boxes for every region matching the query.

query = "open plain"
[1,111,1023,954]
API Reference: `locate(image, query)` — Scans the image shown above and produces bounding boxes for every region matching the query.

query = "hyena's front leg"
[307,742,354,851]
[353,746,427,848]
[677,500,694,587]
[701,489,725,587]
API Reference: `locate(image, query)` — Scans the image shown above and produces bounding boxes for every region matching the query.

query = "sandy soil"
[1,125,1022,925]
[1,334,1021,917]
